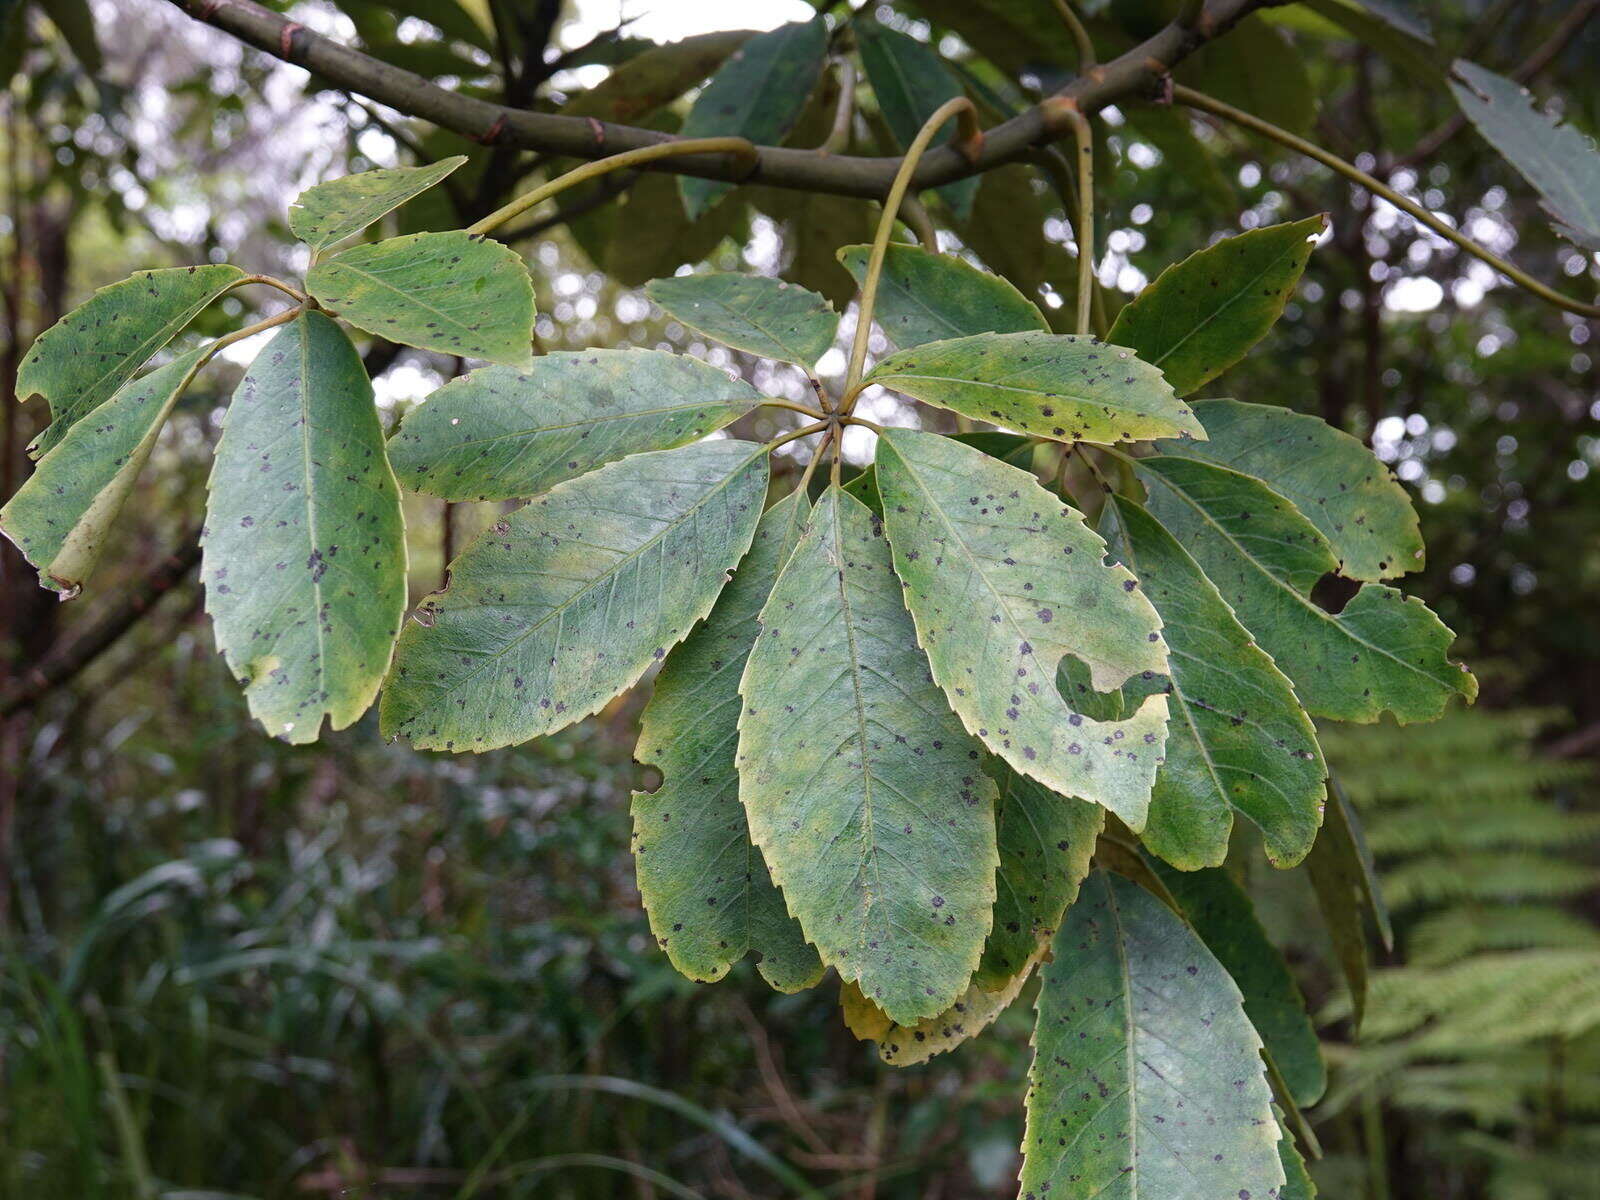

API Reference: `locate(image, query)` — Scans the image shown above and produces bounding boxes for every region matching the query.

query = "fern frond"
[1409,906,1600,966]
[1380,854,1600,911]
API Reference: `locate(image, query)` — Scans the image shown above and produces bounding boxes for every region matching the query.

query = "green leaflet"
[1157,398,1423,582]
[1177,15,1316,138]
[737,488,999,1025]
[1099,495,1326,870]
[203,313,406,744]
[1287,0,1439,80]
[307,230,535,367]
[875,429,1169,828]
[2,348,205,596]
[1305,778,1392,1029]
[1451,61,1600,251]
[382,441,768,752]
[841,941,1043,1066]
[289,157,467,252]
[1022,870,1285,1200]
[1137,456,1477,724]
[836,243,1047,350]
[956,164,1080,333]
[864,332,1204,445]
[1150,861,1327,1108]
[18,264,245,458]
[1107,217,1324,398]
[558,31,751,122]
[387,350,762,501]
[644,274,838,368]
[631,492,823,993]
[678,17,828,218]
[853,19,977,219]
[978,758,1103,989]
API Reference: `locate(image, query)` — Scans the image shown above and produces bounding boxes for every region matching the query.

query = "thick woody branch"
[163,0,1269,200]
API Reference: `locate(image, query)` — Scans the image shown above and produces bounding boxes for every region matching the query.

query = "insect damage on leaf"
[875,429,1171,828]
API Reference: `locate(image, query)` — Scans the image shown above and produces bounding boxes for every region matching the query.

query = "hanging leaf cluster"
[8,7,1531,1191]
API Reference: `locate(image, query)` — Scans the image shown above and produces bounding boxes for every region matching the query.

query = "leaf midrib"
[1142,463,1444,685]
[412,447,762,710]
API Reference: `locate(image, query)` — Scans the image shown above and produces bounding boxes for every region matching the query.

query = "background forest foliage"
[0,0,1597,1197]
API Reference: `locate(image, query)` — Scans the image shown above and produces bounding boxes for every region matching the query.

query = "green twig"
[467,137,758,236]
[1174,83,1600,319]
[841,96,982,412]
[1049,0,1097,69]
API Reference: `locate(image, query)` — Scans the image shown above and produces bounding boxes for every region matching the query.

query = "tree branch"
[0,527,202,718]
[161,0,1269,200]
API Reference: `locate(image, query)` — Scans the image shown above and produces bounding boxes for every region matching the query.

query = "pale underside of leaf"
[307,230,535,367]
[382,440,768,752]
[836,243,1047,350]
[978,758,1104,989]
[737,487,999,1026]
[1106,216,1324,398]
[1100,495,1326,870]
[1450,60,1600,250]
[289,156,467,252]
[1157,398,1423,582]
[1021,870,1284,1200]
[1137,456,1476,724]
[632,491,823,992]
[202,313,407,744]
[841,939,1044,1067]
[644,273,838,368]
[386,350,761,501]
[874,429,1170,828]
[19,264,245,458]
[865,331,1205,445]
[2,348,206,595]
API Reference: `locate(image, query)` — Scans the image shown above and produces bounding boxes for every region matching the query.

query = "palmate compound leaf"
[1106,217,1325,399]
[203,313,406,744]
[386,350,762,502]
[1157,399,1423,582]
[1149,860,1327,1109]
[978,758,1104,989]
[307,230,535,367]
[836,243,1048,350]
[874,429,1170,829]
[288,156,467,253]
[1021,870,1284,1200]
[2,348,205,596]
[382,440,768,752]
[677,16,829,219]
[643,274,838,369]
[18,264,245,458]
[840,936,1044,1067]
[1099,495,1326,870]
[737,487,999,1025]
[1450,61,1600,251]
[864,332,1204,445]
[853,19,978,219]
[631,491,824,992]
[1137,456,1477,724]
